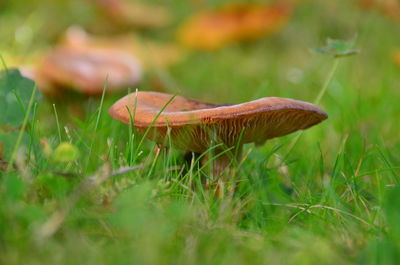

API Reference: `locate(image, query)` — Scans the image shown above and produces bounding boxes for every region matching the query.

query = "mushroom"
[63,27,183,69]
[36,46,142,95]
[109,91,327,180]
[178,3,291,51]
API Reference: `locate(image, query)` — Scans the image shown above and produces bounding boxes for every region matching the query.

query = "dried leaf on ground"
[393,50,400,65]
[357,0,400,20]
[178,3,292,51]
[92,0,172,29]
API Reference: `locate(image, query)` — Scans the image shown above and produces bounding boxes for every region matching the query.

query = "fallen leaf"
[92,0,172,29]
[178,3,292,51]
[357,0,400,20]
[0,69,40,127]
[393,51,400,66]
[0,69,40,163]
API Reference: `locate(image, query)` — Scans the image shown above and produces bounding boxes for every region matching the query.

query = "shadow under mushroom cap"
[109,92,327,152]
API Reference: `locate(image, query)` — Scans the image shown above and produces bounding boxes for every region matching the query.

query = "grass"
[1,0,400,264]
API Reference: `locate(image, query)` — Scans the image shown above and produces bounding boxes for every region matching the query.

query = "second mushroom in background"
[27,27,182,96]
[36,46,142,95]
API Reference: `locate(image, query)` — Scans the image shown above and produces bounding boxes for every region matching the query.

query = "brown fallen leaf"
[357,0,375,9]
[91,0,172,29]
[178,3,292,51]
[357,0,400,20]
[393,50,400,65]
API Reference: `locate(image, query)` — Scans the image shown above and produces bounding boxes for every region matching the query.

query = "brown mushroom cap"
[109,92,327,152]
[37,46,142,95]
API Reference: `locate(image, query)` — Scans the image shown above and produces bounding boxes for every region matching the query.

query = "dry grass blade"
[37,165,143,240]
[265,203,372,227]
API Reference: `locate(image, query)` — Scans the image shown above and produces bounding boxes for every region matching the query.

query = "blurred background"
[1,0,400,264]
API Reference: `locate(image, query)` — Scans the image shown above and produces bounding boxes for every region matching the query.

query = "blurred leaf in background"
[91,0,172,30]
[315,38,360,57]
[178,3,292,51]
[0,68,40,161]
[393,50,400,66]
[357,0,400,20]
[0,68,40,127]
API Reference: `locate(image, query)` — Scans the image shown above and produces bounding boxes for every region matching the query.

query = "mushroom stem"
[201,145,242,198]
[203,144,243,181]
[109,91,328,196]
